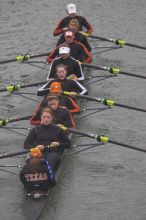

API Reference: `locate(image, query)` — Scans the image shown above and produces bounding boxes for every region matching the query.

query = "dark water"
[0,0,146,220]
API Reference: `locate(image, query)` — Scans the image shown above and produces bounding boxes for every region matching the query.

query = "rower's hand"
[67,74,78,80]
[57,124,65,128]
[50,142,60,148]
[36,145,44,151]
[69,92,78,97]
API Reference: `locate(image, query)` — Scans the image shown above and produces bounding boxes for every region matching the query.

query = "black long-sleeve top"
[47,56,84,81]
[56,32,91,51]
[24,124,71,154]
[53,15,93,36]
[37,78,87,96]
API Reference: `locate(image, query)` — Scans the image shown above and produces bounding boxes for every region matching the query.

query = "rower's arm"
[24,128,37,149]
[47,59,56,80]
[74,80,87,95]
[58,128,71,149]
[37,81,51,96]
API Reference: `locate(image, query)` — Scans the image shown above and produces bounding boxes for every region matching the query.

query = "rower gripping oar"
[82,63,146,79]
[63,92,146,113]
[0,145,58,159]
[60,126,146,153]
[80,32,146,50]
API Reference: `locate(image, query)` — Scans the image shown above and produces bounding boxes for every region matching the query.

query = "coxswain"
[30,82,80,125]
[20,147,57,190]
[47,30,92,63]
[24,108,71,185]
[37,64,87,96]
[56,19,91,51]
[30,96,75,128]
[53,3,93,36]
[47,44,84,81]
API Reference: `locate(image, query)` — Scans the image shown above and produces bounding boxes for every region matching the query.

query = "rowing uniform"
[30,105,75,128]
[53,15,93,36]
[20,159,56,191]
[37,78,87,96]
[56,32,91,51]
[47,41,92,63]
[47,56,84,81]
[24,123,71,154]
[30,95,80,125]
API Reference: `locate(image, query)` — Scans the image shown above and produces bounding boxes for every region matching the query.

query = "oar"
[0,145,53,159]
[63,92,146,113]
[0,80,47,93]
[0,149,30,159]
[0,115,33,127]
[80,32,146,50]
[60,126,146,153]
[82,63,146,79]
[0,52,50,65]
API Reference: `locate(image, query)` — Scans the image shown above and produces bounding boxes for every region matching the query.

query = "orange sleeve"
[53,17,67,36]
[46,44,63,63]
[69,97,80,114]
[30,103,42,125]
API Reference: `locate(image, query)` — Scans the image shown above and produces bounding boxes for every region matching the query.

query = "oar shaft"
[0,80,47,93]
[83,63,146,79]
[109,139,146,153]
[0,58,18,64]
[82,63,106,71]
[0,150,29,159]
[88,35,146,50]
[68,128,95,138]
[0,52,50,65]
[89,35,112,42]
[63,127,146,153]
[125,42,146,50]
[71,94,146,113]
[9,115,32,123]
[119,70,146,79]
[115,102,146,112]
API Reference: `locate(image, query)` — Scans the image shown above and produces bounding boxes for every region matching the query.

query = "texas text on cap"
[66,3,76,14]
[59,46,70,54]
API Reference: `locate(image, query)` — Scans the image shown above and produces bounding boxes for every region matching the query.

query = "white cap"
[59,47,70,54]
[66,3,76,14]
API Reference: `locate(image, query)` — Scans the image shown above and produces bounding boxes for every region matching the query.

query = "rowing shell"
[23,65,89,220]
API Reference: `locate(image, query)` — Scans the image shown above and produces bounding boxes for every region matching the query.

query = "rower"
[47,30,92,63]
[56,19,91,51]
[33,81,80,116]
[20,147,57,190]
[53,3,93,36]
[30,96,75,128]
[37,64,87,96]
[47,44,84,81]
[24,108,71,185]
